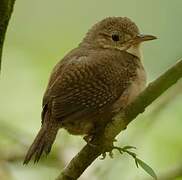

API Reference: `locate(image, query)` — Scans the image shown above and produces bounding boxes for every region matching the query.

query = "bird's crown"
[81,17,156,54]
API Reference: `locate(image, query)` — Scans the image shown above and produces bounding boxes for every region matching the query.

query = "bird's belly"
[62,108,113,135]
[126,67,146,104]
[62,118,94,135]
[112,66,146,112]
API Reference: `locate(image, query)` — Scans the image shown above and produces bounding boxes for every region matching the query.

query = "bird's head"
[81,17,157,59]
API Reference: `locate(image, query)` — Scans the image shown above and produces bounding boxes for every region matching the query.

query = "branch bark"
[56,59,182,180]
[0,0,16,70]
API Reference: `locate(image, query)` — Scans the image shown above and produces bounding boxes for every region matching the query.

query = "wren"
[23,17,156,164]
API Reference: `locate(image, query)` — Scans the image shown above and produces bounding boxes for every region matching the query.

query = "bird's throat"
[126,44,142,60]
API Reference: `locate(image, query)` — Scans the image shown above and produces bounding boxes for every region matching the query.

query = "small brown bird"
[24,17,156,164]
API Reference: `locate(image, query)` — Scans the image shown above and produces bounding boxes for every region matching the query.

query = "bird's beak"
[133,34,157,43]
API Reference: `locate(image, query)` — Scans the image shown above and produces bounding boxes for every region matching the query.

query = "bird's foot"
[84,135,134,160]
[83,134,93,143]
[100,145,137,160]
[99,140,116,160]
[83,135,98,148]
[84,135,116,157]
[100,151,114,160]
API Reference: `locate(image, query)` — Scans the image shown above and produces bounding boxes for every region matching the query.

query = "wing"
[42,49,138,123]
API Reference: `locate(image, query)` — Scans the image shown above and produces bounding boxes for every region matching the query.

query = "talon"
[83,135,93,143]
[84,135,98,148]
[100,152,106,160]
[99,140,116,160]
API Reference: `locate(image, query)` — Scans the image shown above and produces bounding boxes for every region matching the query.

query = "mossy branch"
[0,0,16,70]
[56,59,182,180]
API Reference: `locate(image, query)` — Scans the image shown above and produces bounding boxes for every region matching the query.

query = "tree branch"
[56,59,182,180]
[0,0,16,70]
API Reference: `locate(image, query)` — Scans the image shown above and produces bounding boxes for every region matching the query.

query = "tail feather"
[23,123,59,164]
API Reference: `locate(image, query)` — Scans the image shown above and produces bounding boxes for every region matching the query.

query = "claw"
[99,144,139,170]
[100,144,115,159]
[100,152,106,160]
[83,135,93,143]
[84,135,98,148]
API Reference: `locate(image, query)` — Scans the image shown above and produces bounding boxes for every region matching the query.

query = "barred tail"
[23,123,59,164]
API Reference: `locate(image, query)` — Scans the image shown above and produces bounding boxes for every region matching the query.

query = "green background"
[0,0,182,179]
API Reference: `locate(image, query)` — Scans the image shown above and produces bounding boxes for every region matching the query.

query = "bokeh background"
[0,0,182,179]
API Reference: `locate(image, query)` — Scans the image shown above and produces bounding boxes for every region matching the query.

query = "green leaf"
[136,158,157,180]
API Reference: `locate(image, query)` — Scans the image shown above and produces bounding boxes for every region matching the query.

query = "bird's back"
[42,47,140,135]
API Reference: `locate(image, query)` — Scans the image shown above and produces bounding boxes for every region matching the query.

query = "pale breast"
[126,65,146,105]
[112,64,146,113]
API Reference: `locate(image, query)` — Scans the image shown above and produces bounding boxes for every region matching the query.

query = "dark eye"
[112,34,119,41]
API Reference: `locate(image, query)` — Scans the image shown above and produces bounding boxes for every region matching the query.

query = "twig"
[0,0,16,70]
[56,59,182,180]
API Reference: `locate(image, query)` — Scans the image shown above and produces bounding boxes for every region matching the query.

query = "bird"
[23,17,156,164]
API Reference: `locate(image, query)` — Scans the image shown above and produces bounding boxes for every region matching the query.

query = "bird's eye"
[112,34,120,41]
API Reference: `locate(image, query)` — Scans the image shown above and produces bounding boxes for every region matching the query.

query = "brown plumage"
[23,17,156,164]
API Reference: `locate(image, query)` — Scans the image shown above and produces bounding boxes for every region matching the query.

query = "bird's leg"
[87,134,116,159]
[99,138,115,159]
[83,124,106,147]
[83,126,118,159]
[86,135,137,160]
[83,132,115,156]
[82,119,125,159]
[83,134,94,143]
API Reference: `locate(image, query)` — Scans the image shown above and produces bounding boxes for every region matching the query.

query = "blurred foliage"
[0,0,182,179]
